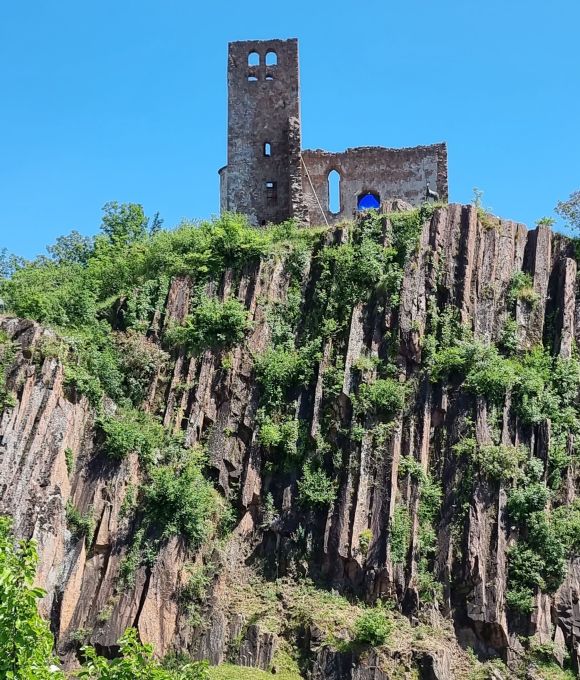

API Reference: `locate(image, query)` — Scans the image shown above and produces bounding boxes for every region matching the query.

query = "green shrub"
[355,377,405,420]
[167,297,251,356]
[507,483,550,523]
[389,505,411,564]
[115,331,169,405]
[65,501,95,547]
[552,502,580,553]
[99,409,165,463]
[0,517,64,679]
[353,606,392,646]
[359,529,373,556]
[77,627,209,679]
[417,567,443,605]
[254,342,318,408]
[257,417,283,448]
[142,448,221,548]
[473,444,526,481]
[64,447,75,476]
[399,456,425,481]
[180,565,213,627]
[499,318,518,355]
[507,271,539,306]
[1,262,97,328]
[298,463,337,508]
[0,331,17,409]
[430,337,519,404]
[507,511,569,611]
[257,415,299,463]
[60,324,126,405]
[119,529,145,589]
[505,586,535,614]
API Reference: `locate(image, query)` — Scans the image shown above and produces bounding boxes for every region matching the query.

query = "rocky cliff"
[1,203,579,679]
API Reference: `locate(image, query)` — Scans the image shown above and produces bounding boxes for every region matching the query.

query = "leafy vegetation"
[555,189,580,232]
[389,505,411,564]
[0,517,63,679]
[507,271,539,306]
[78,628,208,679]
[0,330,17,409]
[353,377,405,420]
[297,463,337,508]
[166,297,251,356]
[66,502,96,547]
[99,408,165,462]
[142,447,222,547]
[454,437,526,481]
[254,344,318,410]
[353,605,392,646]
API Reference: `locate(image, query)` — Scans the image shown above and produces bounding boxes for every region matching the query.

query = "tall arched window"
[265,51,278,66]
[328,170,341,214]
[248,51,260,66]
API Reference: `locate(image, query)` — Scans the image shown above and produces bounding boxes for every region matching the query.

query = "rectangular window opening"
[265,181,278,206]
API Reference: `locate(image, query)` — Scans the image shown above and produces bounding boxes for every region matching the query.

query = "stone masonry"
[218,38,448,226]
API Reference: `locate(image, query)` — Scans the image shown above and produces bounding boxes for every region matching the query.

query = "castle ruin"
[218,38,448,226]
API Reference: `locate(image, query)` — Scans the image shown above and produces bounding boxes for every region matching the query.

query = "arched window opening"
[248,51,260,66]
[265,181,278,206]
[247,74,258,82]
[263,142,272,157]
[265,51,278,66]
[328,170,341,214]
[357,192,380,211]
[265,73,274,81]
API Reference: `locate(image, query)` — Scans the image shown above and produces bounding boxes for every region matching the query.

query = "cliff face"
[1,203,579,679]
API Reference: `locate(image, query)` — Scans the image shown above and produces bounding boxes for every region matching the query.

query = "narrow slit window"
[265,181,278,206]
[265,51,278,66]
[247,74,258,82]
[248,51,260,66]
[328,170,341,214]
[263,142,272,157]
[265,73,274,81]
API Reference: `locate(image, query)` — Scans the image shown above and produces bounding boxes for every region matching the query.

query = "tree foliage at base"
[0,517,63,679]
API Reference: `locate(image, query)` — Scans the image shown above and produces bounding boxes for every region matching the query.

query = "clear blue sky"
[1,0,579,258]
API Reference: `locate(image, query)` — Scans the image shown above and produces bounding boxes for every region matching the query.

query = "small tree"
[555,190,580,232]
[100,202,149,245]
[0,517,64,679]
[47,230,94,264]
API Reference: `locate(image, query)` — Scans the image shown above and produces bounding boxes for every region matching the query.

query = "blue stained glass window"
[357,192,380,210]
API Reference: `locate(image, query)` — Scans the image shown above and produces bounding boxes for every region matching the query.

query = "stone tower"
[219,38,448,227]
[218,39,307,226]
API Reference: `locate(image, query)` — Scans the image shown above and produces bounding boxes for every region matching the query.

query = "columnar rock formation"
[1,203,579,678]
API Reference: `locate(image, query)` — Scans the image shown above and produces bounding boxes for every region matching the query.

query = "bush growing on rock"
[298,463,337,508]
[354,377,405,420]
[166,297,251,356]
[99,408,165,463]
[353,605,392,646]
[142,447,221,548]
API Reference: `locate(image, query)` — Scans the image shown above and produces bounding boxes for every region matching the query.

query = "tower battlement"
[219,39,448,226]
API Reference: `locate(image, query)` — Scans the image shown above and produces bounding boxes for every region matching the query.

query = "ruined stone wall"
[220,38,302,226]
[301,144,448,225]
